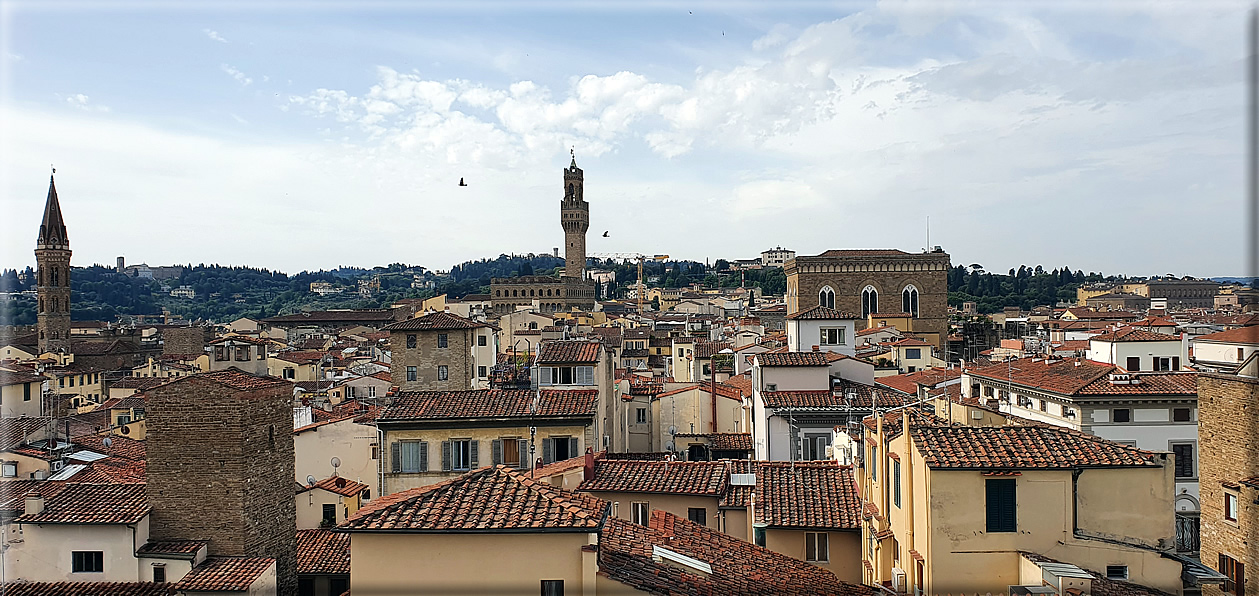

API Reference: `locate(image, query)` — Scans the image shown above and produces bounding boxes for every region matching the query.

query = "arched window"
[39,298,45,312]
[861,286,879,318]
[495,290,500,297]
[902,285,919,317]
[512,289,518,297]
[567,183,574,198]
[52,297,59,313]
[530,289,535,297]
[818,286,835,309]
[50,267,59,287]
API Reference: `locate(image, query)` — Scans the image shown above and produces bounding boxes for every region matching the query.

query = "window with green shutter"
[985,478,1017,532]
[893,460,901,508]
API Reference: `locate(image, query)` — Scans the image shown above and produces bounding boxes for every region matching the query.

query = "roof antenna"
[925,215,930,252]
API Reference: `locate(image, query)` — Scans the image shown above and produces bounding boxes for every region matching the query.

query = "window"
[72,551,103,573]
[902,286,919,317]
[820,328,845,345]
[478,334,487,347]
[539,366,594,386]
[368,385,376,398]
[861,286,879,318]
[1106,565,1129,581]
[438,334,448,348]
[871,446,878,481]
[1113,408,1131,423]
[445,439,476,472]
[438,365,449,381]
[478,365,487,378]
[1220,553,1245,595]
[406,334,417,348]
[322,503,337,525]
[284,368,295,380]
[1173,408,1192,422]
[1172,443,1195,479]
[984,386,994,398]
[905,348,921,360]
[2,462,16,478]
[1239,347,1246,362]
[819,286,835,309]
[153,565,166,583]
[541,579,565,596]
[1126,356,1140,372]
[371,443,379,460]
[636,408,647,424]
[235,346,250,361]
[631,502,650,525]
[214,346,228,361]
[1154,357,1173,371]
[494,438,523,467]
[893,460,902,508]
[24,383,31,401]
[754,526,766,547]
[545,437,577,463]
[803,434,829,461]
[985,478,1017,533]
[1039,399,1048,412]
[688,507,707,525]
[1225,492,1238,522]
[805,532,829,562]
[406,366,417,382]
[392,441,428,474]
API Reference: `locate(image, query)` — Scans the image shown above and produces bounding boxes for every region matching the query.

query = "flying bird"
[603,231,610,237]
[458,178,467,187]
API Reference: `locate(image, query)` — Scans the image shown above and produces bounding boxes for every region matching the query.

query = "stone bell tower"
[561,151,589,279]
[36,171,72,354]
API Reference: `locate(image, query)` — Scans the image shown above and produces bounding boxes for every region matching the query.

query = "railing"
[1175,513,1199,553]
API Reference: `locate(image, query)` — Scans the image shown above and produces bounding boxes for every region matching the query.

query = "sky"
[0,0,1251,277]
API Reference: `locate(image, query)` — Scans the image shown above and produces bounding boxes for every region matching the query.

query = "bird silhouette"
[603,231,610,237]
[458,178,467,187]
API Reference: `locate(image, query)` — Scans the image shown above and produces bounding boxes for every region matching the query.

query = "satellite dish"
[101,437,113,449]
[330,457,341,469]
[306,475,317,487]
[666,442,675,452]
[668,426,677,436]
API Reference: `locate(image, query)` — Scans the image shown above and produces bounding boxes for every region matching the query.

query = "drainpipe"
[1071,468,1082,536]
[903,409,916,591]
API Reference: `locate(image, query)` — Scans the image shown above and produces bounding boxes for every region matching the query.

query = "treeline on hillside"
[948,264,1109,313]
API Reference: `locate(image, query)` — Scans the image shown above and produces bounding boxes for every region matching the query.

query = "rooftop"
[537,339,601,364]
[755,461,861,530]
[173,557,276,592]
[380,389,598,422]
[340,465,608,532]
[578,460,729,496]
[756,352,831,367]
[15,482,149,524]
[1194,325,1259,345]
[913,424,1161,470]
[296,529,351,575]
[383,311,489,332]
[785,305,861,320]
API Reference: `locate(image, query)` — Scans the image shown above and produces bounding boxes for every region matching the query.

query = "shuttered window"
[392,441,428,474]
[805,532,829,562]
[1171,443,1195,478]
[493,438,524,467]
[893,460,902,508]
[1220,553,1244,595]
[985,478,1017,533]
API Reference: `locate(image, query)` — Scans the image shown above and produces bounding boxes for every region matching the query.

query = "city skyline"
[1,1,1250,276]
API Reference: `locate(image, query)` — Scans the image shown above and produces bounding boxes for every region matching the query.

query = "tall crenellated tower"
[561,151,589,279]
[36,172,71,354]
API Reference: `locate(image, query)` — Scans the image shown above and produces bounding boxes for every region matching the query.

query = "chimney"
[583,446,596,481]
[25,491,44,516]
[811,345,820,352]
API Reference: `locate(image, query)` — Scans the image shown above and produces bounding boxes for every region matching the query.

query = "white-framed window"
[1,462,16,478]
[636,408,647,424]
[406,366,417,382]
[819,286,835,309]
[820,328,845,345]
[539,366,594,385]
[861,286,879,318]
[631,501,650,526]
[438,365,449,381]
[805,532,829,562]
[902,285,919,317]
[1225,492,1238,522]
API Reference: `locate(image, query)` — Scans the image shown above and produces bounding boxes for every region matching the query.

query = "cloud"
[204,29,228,43]
[60,94,109,112]
[221,64,252,86]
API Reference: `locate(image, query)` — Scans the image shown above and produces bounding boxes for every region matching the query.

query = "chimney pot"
[25,491,44,516]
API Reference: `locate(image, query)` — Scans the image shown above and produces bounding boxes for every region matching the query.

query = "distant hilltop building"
[490,153,597,315]
[760,246,795,268]
[785,248,950,350]
[35,172,71,354]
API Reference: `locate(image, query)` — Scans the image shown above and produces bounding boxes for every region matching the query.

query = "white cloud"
[221,64,252,86]
[204,29,228,43]
[60,94,109,112]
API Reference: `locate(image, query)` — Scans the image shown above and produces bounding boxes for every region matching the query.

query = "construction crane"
[586,253,669,312]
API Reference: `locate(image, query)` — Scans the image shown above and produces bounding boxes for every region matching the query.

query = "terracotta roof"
[296,529,351,575]
[1063,308,1140,320]
[537,340,601,363]
[380,389,598,421]
[0,370,45,386]
[857,325,901,337]
[383,311,488,331]
[340,465,608,532]
[1090,328,1180,342]
[274,350,330,365]
[760,390,842,408]
[0,479,67,515]
[755,461,861,530]
[83,458,147,483]
[107,377,170,390]
[208,335,270,345]
[578,460,728,496]
[815,249,911,258]
[786,305,861,320]
[263,309,396,324]
[695,341,733,359]
[837,380,910,408]
[599,511,872,596]
[174,557,276,592]
[966,358,1115,396]
[673,432,753,451]
[16,483,148,524]
[294,380,336,392]
[136,540,208,557]
[875,367,962,395]
[913,425,1161,469]
[1195,325,1259,345]
[0,415,52,451]
[724,373,753,397]
[755,352,831,367]
[187,368,290,391]
[871,312,913,318]
[862,409,942,440]
[0,583,173,596]
[302,476,368,497]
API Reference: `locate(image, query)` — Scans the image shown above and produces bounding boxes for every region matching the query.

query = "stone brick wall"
[162,326,210,356]
[35,248,72,353]
[786,252,950,349]
[390,328,474,392]
[146,376,298,595]
[1199,372,1259,596]
[489,277,596,315]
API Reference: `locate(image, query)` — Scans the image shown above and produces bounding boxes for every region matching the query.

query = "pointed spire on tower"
[37,168,69,249]
[570,146,577,168]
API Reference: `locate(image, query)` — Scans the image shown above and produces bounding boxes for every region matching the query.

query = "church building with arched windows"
[784,248,951,350]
